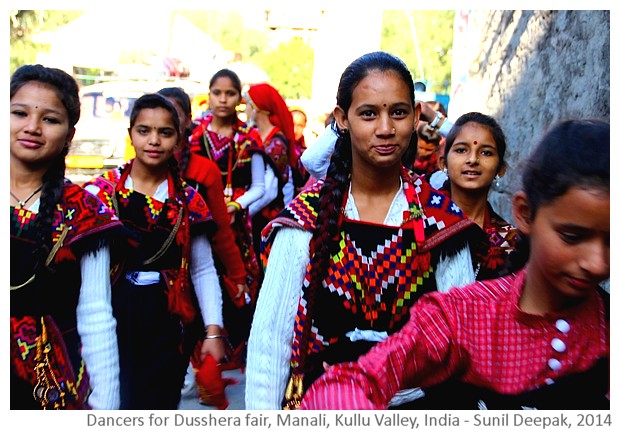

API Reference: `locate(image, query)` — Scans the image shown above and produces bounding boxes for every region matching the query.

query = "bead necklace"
[10,185,43,208]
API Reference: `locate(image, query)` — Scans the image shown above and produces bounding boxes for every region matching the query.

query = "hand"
[235,283,250,301]
[418,101,438,123]
[201,337,225,363]
[226,204,237,224]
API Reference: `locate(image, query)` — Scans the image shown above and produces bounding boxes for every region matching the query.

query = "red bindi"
[473,140,478,145]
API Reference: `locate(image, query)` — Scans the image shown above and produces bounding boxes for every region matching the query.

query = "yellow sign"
[66,155,104,169]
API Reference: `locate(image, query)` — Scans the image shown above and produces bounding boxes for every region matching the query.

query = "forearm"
[245,227,312,409]
[77,245,120,409]
[236,153,266,209]
[190,235,223,328]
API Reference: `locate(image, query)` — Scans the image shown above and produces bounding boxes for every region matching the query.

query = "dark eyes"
[359,108,410,118]
[12,110,62,124]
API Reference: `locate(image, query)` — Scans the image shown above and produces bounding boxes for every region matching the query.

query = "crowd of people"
[10,51,609,411]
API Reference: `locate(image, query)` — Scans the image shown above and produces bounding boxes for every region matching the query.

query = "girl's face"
[335,70,418,171]
[209,77,241,120]
[129,107,179,172]
[444,122,503,195]
[514,186,610,308]
[10,81,74,169]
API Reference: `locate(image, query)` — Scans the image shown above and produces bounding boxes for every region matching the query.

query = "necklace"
[10,185,43,208]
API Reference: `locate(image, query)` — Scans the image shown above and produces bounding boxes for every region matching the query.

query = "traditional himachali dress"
[246,167,478,409]
[10,181,122,409]
[84,161,217,409]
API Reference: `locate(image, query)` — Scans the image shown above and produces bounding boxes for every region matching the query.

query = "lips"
[462,170,481,176]
[19,138,44,149]
[374,144,397,155]
[566,276,596,290]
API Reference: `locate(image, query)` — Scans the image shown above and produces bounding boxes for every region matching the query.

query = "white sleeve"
[235,153,266,210]
[434,244,475,292]
[248,163,279,218]
[245,227,312,410]
[437,117,453,137]
[300,125,338,179]
[190,234,223,328]
[77,245,120,409]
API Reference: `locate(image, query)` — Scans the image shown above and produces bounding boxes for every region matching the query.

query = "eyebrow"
[355,102,411,110]
[11,102,64,116]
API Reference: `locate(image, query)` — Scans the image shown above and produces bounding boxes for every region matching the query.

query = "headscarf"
[245,83,297,170]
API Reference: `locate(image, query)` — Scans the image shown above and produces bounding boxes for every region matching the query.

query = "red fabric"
[247,83,297,170]
[301,268,609,409]
[185,153,248,286]
[195,354,238,409]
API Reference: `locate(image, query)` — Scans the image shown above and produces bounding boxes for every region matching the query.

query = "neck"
[519,273,584,315]
[129,161,169,196]
[351,166,401,195]
[255,114,274,137]
[210,114,235,130]
[449,187,489,228]
[10,159,45,192]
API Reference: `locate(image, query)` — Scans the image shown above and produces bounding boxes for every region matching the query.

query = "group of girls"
[10,51,609,412]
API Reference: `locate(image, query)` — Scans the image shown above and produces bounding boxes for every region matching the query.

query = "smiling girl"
[439,112,523,280]
[83,93,223,409]
[246,51,479,410]
[10,65,123,409]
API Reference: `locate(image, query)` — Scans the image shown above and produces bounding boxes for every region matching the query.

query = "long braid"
[297,130,352,373]
[34,149,67,274]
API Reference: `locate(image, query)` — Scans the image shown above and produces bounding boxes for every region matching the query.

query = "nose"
[466,151,479,165]
[377,114,395,136]
[147,129,160,146]
[580,238,610,280]
[24,116,42,134]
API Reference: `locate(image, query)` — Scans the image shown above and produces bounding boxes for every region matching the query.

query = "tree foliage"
[179,10,313,99]
[10,10,454,99]
[381,10,454,94]
[10,10,83,74]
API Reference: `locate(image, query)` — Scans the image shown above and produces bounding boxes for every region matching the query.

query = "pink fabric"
[301,268,609,409]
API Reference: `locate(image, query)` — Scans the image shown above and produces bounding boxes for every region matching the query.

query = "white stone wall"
[449,10,610,220]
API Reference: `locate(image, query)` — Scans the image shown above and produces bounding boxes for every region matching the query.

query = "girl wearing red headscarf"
[244,83,298,258]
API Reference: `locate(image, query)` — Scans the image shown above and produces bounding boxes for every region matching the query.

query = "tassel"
[282,373,304,410]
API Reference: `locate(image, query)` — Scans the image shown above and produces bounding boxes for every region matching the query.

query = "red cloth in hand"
[195,354,238,410]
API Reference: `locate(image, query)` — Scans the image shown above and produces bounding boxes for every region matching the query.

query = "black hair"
[444,112,507,170]
[157,87,191,120]
[10,64,81,128]
[209,68,242,94]
[158,87,192,173]
[129,92,181,137]
[10,64,81,274]
[521,118,609,218]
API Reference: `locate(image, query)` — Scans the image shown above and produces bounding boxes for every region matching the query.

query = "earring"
[494,174,501,187]
[443,168,448,174]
